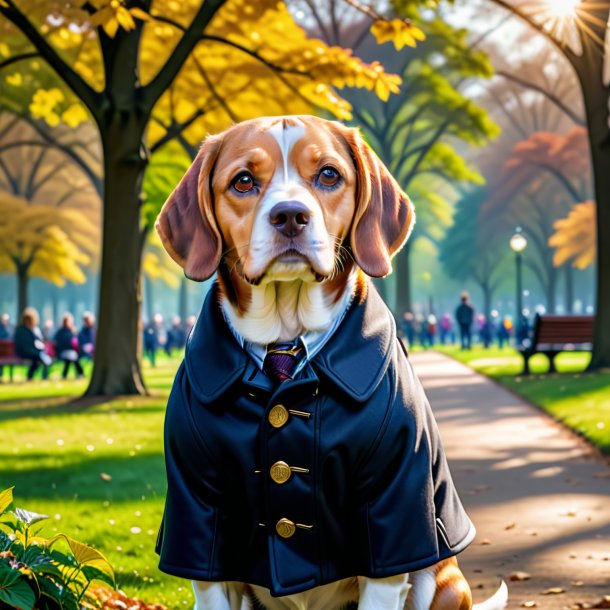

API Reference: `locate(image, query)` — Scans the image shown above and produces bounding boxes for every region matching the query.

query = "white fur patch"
[245,119,335,281]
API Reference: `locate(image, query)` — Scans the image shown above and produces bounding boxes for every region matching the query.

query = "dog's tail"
[472,581,508,610]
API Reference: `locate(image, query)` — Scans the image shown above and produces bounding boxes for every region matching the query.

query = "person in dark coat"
[77,311,96,359]
[165,316,186,355]
[143,314,163,366]
[54,313,84,379]
[156,283,475,598]
[14,308,52,380]
[455,292,475,350]
[0,313,11,340]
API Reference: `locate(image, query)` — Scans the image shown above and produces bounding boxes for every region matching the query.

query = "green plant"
[0,487,115,610]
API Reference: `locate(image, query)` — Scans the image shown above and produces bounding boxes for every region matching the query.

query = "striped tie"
[263,341,304,383]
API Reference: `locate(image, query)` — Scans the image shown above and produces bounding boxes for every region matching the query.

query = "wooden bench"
[0,339,30,382]
[518,314,594,375]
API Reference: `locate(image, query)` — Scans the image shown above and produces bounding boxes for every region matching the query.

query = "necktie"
[263,341,304,383]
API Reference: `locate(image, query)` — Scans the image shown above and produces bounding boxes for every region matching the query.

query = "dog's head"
[156,116,414,285]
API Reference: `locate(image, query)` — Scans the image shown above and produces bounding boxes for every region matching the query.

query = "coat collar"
[184,281,395,404]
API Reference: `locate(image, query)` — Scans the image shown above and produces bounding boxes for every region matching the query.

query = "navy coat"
[156,283,475,597]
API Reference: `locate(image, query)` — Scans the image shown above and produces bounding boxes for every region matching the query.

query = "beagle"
[156,116,507,610]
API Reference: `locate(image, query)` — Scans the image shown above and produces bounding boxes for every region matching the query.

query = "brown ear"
[341,126,415,278]
[155,134,223,281]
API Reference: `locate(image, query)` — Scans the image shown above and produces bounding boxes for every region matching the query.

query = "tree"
[0,0,418,395]
[439,187,506,319]
[0,114,100,314]
[339,8,499,313]
[549,200,596,270]
[484,127,591,312]
[0,192,97,314]
[487,0,610,369]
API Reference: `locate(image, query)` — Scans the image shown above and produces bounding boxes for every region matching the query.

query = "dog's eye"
[232,172,255,193]
[317,166,341,188]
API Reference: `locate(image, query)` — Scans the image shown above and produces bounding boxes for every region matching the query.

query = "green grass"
[435,344,610,454]
[0,353,194,609]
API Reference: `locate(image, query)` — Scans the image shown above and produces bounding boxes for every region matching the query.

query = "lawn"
[435,344,610,455]
[0,353,193,609]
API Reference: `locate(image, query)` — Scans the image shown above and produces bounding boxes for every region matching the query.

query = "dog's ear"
[339,125,415,278]
[155,134,223,281]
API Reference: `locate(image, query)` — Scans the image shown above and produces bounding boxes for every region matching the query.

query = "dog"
[155,116,507,610]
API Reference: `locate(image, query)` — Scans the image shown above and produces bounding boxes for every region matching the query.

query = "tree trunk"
[578,60,610,369]
[480,281,492,320]
[179,276,188,324]
[145,275,154,322]
[16,263,28,318]
[564,265,574,314]
[394,242,412,316]
[86,116,147,396]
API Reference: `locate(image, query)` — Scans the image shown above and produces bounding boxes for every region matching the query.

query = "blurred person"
[144,313,164,366]
[426,313,437,347]
[54,313,84,379]
[0,313,11,339]
[497,318,511,349]
[413,313,425,347]
[78,311,96,359]
[185,315,197,338]
[166,316,186,355]
[42,318,55,341]
[14,307,52,380]
[400,312,415,346]
[455,292,474,350]
[439,313,452,345]
[479,315,493,349]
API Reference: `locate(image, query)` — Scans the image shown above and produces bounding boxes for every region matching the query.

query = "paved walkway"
[410,351,610,610]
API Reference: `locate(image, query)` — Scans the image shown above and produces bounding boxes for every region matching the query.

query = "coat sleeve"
[355,343,475,575]
[156,363,222,581]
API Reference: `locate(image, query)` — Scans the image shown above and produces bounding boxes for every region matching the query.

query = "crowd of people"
[0,308,96,381]
[0,308,199,381]
[400,292,520,351]
[143,314,196,366]
[1,290,526,382]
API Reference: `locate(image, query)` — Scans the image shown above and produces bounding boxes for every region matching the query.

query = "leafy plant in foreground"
[0,487,115,610]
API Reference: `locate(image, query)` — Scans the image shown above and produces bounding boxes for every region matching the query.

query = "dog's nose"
[269,201,311,237]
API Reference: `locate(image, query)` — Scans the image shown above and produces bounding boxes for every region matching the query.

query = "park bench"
[0,339,30,382]
[518,314,594,375]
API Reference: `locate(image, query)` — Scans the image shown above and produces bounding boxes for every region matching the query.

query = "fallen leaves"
[100,472,112,481]
[510,571,532,582]
[541,587,565,595]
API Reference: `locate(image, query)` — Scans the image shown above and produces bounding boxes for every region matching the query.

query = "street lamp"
[510,229,528,344]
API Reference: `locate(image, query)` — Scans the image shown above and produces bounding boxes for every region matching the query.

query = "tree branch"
[0,2,101,116]
[487,0,576,60]
[0,51,39,71]
[497,70,586,126]
[142,0,225,110]
[15,114,103,196]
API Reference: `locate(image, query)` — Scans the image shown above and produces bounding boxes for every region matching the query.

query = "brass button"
[270,461,292,484]
[276,518,296,539]
[269,404,289,428]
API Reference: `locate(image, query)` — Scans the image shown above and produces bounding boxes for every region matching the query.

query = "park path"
[409,351,610,610]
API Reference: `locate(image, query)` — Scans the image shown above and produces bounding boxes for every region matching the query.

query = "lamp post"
[509,229,528,344]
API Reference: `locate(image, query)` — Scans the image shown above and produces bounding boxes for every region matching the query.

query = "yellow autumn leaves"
[370,18,426,50]
[0,192,97,287]
[28,89,89,128]
[549,201,596,269]
[90,0,150,38]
